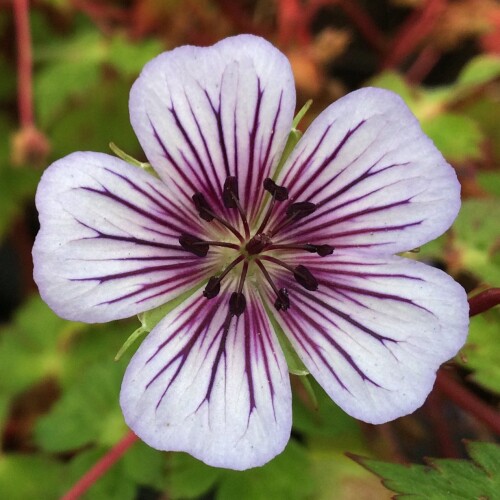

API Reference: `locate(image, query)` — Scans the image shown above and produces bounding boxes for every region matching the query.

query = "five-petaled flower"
[33,35,469,470]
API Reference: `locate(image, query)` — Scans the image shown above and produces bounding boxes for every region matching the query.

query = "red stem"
[305,0,386,53]
[61,432,138,500]
[468,288,500,317]
[435,370,500,435]
[405,45,441,83]
[381,0,446,69]
[336,0,386,53]
[13,0,34,128]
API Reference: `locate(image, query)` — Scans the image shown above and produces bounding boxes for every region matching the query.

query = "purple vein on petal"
[243,78,263,218]
[78,184,188,236]
[285,289,384,387]
[102,267,211,307]
[168,98,221,204]
[250,91,284,223]
[284,120,367,201]
[148,117,199,200]
[100,167,200,233]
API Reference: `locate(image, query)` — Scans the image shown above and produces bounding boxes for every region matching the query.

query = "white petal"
[120,285,292,470]
[265,253,468,423]
[130,34,296,226]
[271,88,461,254]
[33,152,216,322]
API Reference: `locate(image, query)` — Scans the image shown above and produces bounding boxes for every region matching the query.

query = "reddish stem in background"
[381,0,446,69]
[435,370,500,435]
[336,0,386,53]
[13,0,34,127]
[405,45,441,83]
[61,432,138,500]
[305,0,386,53]
[277,0,310,46]
[468,288,500,317]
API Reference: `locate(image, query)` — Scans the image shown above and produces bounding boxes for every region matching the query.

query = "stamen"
[256,178,289,235]
[203,255,244,299]
[229,292,246,316]
[203,276,221,299]
[266,243,334,257]
[263,178,289,201]
[179,234,209,257]
[192,191,243,242]
[261,255,319,291]
[269,201,317,237]
[229,260,248,316]
[222,176,250,239]
[179,234,240,256]
[255,259,290,311]
[286,201,317,220]
[222,177,238,209]
[293,264,318,291]
[192,193,214,222]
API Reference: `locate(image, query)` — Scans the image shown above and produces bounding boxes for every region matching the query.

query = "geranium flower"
[33,35,468,470]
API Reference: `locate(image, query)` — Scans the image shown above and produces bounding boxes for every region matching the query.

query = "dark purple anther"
[203,276,221,299]
[286,201,316,221]
[274,288,290,311]
[304,243,334,256]
[229,292,246,316]
[293,265,318,291]
[179,234,209,257]
[223,176,239,208]
[316,244,334,256]
[263,178,288,201]
[192,192,214,222]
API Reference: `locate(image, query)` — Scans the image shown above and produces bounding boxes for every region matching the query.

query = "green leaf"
[0,454,63,500]
[48,77,140,158]
[458,308,500,394]
[0,115,41,240]
[352,441,500,499]
[167,441,314,500]
[368,71,418,111]
[34,361,127,452]
[457,55,500,88]
[478,171,500,197]
[452,199,500,284]
[293,379,362,443]
[108,35,163,78]
[167,452,223,499]
[0,295,84,398]
[0,166,40,241]
[122,441,167,491]
[35,61,100,127]
[421,113,484,162]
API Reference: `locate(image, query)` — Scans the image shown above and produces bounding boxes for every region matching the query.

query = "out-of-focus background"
[1,1,499,498]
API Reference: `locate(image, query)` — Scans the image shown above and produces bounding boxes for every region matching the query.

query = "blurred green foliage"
[1,1,499,499]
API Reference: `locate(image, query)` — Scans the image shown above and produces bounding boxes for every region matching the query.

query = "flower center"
[178,177,333,315]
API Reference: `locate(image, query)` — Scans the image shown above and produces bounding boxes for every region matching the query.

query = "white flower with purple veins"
[33,35,469,470]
